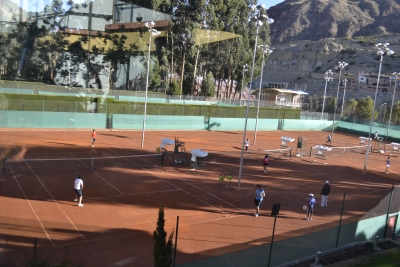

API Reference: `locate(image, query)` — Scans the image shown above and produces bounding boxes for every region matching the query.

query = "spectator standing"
[74,175,84,207]
[320,180,330,207]
[306,193,316,221]
[254,185,265,217]
[374,131,378,139]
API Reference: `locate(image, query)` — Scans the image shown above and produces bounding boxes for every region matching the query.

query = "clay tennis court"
[0,129,398,266]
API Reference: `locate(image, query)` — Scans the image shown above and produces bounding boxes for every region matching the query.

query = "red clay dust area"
[0,129,398,267]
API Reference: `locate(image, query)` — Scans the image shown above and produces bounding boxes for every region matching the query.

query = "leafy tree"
[153,205,173,267]
[201,71,215,96]
[390,101,400,125]
[355,96,378,120]
[151,0,272,97]
[102,33,138,90]
[342,98,358,119]
[167,80,181,95]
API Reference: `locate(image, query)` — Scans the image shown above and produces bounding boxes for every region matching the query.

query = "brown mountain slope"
[268,0,400,44]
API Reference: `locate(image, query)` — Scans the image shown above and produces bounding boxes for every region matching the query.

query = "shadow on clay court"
[99,133,128,138]
[1,130,399,267]
[42,142,75,146]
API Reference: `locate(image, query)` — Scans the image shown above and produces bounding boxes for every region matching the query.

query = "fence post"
[383,183,395,238]
[267,211,278,267]
[336,191,346,248]
[173,216,179,267]
[42,100,44,112]
[75,101,77,112]
[34,237,37,262]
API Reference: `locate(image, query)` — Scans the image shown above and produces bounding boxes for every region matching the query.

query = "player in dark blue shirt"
[254,185,265,217]
[306,193,316,221]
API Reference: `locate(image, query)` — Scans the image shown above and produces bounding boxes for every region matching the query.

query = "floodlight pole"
[254,46,272,145]
[240,64,248,106]
[380,103,387,126]
[321,70,333,120]
[387,73,398,139]
[238,25,258,192]
[331,62,348,138]
[238,4,273,191]
[363,43,394,175]
[340,79,348,118]
[141,22,160,148]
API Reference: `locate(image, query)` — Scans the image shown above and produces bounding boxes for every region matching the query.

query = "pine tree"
[153,205,174,267]
[201,71,215,96]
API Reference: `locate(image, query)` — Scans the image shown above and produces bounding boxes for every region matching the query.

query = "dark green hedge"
[0,93,301,119]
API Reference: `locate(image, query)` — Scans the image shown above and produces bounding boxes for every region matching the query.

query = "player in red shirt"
[91,129,97,147]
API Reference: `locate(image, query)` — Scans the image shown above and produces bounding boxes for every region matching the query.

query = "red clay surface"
[0,129,399,267]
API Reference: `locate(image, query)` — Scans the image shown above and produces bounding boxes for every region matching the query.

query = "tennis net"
[309,145,371,157]
[255,147,293,158]
[4,153,163,174]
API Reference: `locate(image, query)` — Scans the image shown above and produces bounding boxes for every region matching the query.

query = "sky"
[261,0,285,9]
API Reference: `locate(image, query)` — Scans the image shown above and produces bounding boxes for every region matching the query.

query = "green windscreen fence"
[0,111,106,128]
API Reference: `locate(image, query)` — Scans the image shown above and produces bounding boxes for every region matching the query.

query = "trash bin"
[271,202,280,216]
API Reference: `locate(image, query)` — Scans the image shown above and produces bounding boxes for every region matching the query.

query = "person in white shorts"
[74,174,84,207]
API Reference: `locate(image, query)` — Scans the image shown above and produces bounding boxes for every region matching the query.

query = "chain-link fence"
[171,184,400,267]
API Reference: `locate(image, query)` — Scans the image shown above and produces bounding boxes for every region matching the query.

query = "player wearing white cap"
[306,193,316,221]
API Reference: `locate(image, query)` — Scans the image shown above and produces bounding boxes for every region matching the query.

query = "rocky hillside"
[262,0,400,92]
[268,0,400,45]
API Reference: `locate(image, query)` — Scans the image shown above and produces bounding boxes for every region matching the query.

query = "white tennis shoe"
[78,204,84,207]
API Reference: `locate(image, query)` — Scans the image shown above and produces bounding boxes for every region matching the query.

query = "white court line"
[105,149,223,212]
[69,153,125,195]
[6,165,55,246]
[110,148,249,214]
[12,144,86,242]
[85,189,181,200]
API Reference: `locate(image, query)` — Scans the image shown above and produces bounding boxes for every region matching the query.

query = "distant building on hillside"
[252,88,307,109]
[347,71,395,93]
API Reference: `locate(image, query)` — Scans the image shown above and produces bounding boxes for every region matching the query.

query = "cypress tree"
[153,205,174,267]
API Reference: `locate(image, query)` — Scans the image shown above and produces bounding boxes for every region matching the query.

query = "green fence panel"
[337,121,400,140]
[283,119,333,131]
[0,88,34,94]
[207,118,279,131]
[0,111,106,128]
[112,115,205,130]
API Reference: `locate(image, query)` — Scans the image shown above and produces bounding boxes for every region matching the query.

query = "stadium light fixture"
[141,21,161,148]
[321,70,334,120]
[238,5,273,191]
[254,45,273,145]
[331,62,348,138]
[364,43,394,174]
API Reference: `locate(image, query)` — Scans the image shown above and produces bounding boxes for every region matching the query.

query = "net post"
[289,147,292,158]
[91,159,93,169]
[173,215,179,267]
[343,148,345,155]
[309,147,313,157]
[3,158,6,175]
